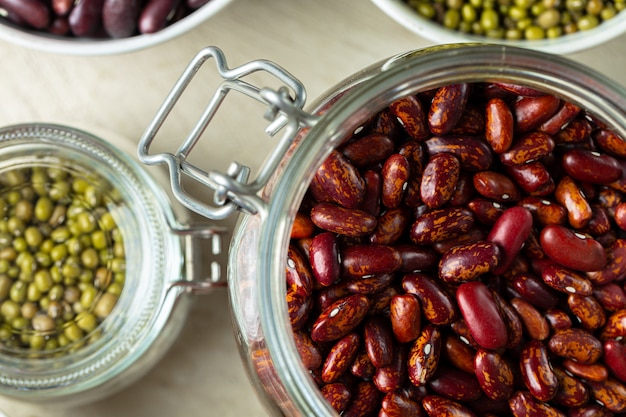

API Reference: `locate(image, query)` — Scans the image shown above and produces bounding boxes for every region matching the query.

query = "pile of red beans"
[0,0,211,39]
[286,81,626,416]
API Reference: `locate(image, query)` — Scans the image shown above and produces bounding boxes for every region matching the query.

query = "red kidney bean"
[547,328,603,364]
[291,212,315,239]
[53,0,74,16]
[492,291,524,348]
[394,244,438,273]
[138,0,180,33]
[68,0,104,36]
[467,198,504,225]
[359,170,382,216]
[593,283,626,312]
[428,84,470,135]
[420,153,460,209]
[390,294,421,343]
[486,206,533,275]
[505,161,554,195]
[540,224,607,272]
[456,282,508,350]
[102,0,141,38]
[603,339,626,383]
[513,94,561,133]
[341,244,401,278]
[495,82,545,97]
[595,128,626,158]
[0,0,50,28]
[389,96,430,141]
[474,349,514,401]
[562,149,622,185]
[438,241,501,283]
[568,404,615,417]
[309,232,340,287]
[408,325,442,386]
[364,316,394,368]
[402,273,458,326]
[473,170,522,203]
[520,340,559,402]
[428,366,482,402]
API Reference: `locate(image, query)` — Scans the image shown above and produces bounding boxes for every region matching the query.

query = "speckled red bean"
[541,263,594,296]
[310,203,377,237]
[562,358,609,382]
[321,333,360,383]
[341,244,401,278]
[311,150,365,209]
[380,391,423,417]
[402,273,458,326]
[551,367,589,408]
[520,340,558,402]
[341,133,395,168]
[595,128,626,158]
[320,382,352,413]
[505,161,554,196]
[422,395,478,417]
[511,297,550,341]
[600,309,626,340]
[567,293,607,331]
[587,239,626,285]
[308,232,340,287]
[554,115,593,144]
[519,196,567,226]
[508,390,566,417]
[410,207,475,245]
[310,294,371,343]
[438,241,501,283]
[428,84,470,136]
[390,294,421,343]
[538,101,581,135]
[408,325,442,386]
[369,207,411,245]
[547,328,603,364]
[485,97,514,154]
[420,153,460,209]
[374,344,408,394]
[456,281,508,350]
[424,136,493,171]
[555,176,593,229]
[342,381,382,417]
[474,349,514,401]
[428,366,482,402]
[585,378,626,413]
[389,96,429,141]
[500,131,555,166]
[286,245,314,297]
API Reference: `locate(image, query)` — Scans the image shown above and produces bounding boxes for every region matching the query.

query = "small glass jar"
[138,44,626,416]
[0,123,224,406]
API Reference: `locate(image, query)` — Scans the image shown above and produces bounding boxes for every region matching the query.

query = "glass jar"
[138,44,626,416]
[0,123,224,406]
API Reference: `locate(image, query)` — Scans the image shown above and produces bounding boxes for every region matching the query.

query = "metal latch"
[138,46,318,221]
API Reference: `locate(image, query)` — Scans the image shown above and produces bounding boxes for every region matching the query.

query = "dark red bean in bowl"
[286,80,626,416]
[0,0,216,39]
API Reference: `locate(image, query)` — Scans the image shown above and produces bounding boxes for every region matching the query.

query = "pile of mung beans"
[0,161,125,355]
[404,0,624,40]
[285,82,626,416]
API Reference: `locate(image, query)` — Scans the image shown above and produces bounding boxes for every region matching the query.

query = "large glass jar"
[0,123,224,406]
[138,44,626,416]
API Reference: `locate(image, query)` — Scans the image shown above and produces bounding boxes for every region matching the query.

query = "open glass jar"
[139,44,626,416]
[0,124,224,406]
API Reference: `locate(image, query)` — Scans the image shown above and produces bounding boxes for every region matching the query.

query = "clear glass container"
[0,123,224,406]
[138,44,626,416]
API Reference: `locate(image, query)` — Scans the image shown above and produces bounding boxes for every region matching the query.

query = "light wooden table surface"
[0,0,624,416]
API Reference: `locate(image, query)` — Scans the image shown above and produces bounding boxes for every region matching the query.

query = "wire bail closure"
[138,46,316,221]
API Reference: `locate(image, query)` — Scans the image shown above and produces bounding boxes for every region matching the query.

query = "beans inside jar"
[0,161,125,355]
[286,81,626,416]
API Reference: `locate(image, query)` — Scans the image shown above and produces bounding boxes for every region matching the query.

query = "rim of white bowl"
[0,0,234,56]
[371,0,626,54]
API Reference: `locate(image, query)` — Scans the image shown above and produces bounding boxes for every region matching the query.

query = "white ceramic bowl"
[0,0,234,56]
[371,0,626,54]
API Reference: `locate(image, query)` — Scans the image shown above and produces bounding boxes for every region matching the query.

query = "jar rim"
[256,44,626,416]
[0,123,182,400]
